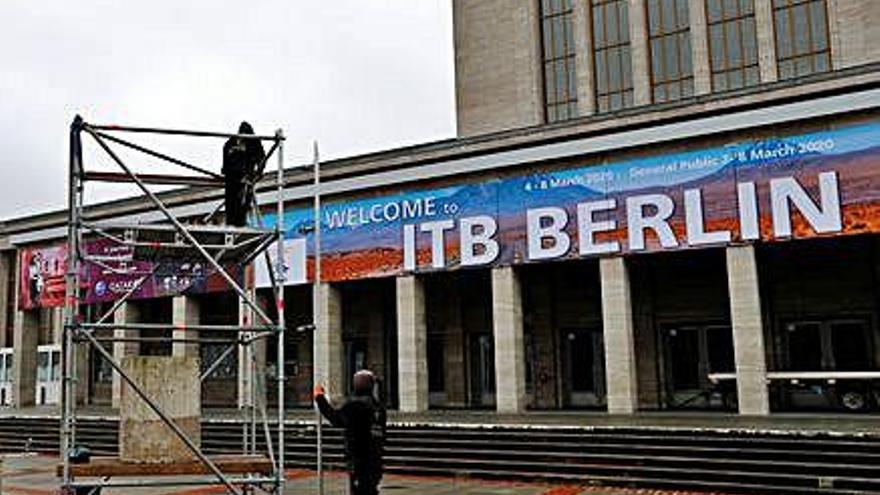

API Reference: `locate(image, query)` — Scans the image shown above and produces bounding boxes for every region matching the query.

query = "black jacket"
[316,393,386,473]
[222,130,265,179]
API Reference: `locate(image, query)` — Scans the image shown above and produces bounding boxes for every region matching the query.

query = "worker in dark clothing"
[222,121,265,226]
[314,370,386,495]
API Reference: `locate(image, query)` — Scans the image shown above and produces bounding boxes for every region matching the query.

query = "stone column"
[51,307,63,345]
[112,302,140,408]
[689,0,713,95]
[314,283,344,399]
[726,245,770,415]
[629,0,652,105]
[396,276,428,412]
[754,0,779,82]
[573,0,596,116]
[491,266,526,413]
[12,309,38,407]
[172,296,200,358]
[600,257,639,414]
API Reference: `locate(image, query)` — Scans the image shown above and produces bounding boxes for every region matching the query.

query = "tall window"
[647,0,693,103]
[592,0,634,112]
[707,0,760,91]
[541,0,578,122]
[773,0,830,79]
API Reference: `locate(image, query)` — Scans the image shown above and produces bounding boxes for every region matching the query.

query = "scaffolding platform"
[58,455,274,478]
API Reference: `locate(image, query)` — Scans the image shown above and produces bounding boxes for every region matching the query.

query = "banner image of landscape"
[261,121,880,285]
[19,238,240,310]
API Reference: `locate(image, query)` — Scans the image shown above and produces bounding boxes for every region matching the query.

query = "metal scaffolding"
[62,115,287,495]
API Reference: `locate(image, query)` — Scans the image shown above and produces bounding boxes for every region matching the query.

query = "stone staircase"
[2,415,879,494]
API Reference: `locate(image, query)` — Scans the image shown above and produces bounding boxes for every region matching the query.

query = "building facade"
[2,0,880,416]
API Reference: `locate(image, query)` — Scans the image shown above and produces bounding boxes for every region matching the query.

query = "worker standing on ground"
[222,121,265,226]
[314,370,386,495]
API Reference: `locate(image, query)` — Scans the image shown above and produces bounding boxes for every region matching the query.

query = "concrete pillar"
[491,266,526,413]
[689,0,712,95]
[573,0,596,116]
[396,276,428,413]
[600,257,639,414]
[237,291,266,408]
[74,342,89,406]
[51,307,63,345]
[314,283,344,399]
[112,302,140,408]
[726,245,770,415]
[172,296,200,359]
[754,0,779,82]
[12,310,38,407]
[629,0,652,105]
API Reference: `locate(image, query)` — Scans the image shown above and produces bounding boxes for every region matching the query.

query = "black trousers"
[224,174,248,227]
[349,469,380,495]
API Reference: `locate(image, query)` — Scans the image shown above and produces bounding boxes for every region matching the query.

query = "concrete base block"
[119,356,201,463]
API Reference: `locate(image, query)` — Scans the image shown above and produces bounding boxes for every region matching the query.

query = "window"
[541,0,578,122]
[647,0,693,103]
[707,0,760,92]
[773,0,830,79]
[592,0,634,112]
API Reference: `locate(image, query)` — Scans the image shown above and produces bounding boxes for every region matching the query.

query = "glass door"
[36,344,61,405]
[0,348,12,406]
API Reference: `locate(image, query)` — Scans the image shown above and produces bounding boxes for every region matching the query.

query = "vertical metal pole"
[242,339,250,456]
[62,116,84,492]
[250,344,256,456]
[275,130,286,494]
[312,141,324,495]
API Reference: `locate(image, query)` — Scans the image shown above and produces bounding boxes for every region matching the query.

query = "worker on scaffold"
[314,369,387,495]
[222,121,265,226]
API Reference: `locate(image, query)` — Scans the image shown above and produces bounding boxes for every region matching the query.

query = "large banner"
[260,121,880,285]
[19,239,240,310]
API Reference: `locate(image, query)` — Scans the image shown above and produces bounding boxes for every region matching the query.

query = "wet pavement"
[1,454,743,495]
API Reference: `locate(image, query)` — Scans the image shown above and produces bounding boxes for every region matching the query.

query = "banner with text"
[259,121,880,285]
[19,239,240,310]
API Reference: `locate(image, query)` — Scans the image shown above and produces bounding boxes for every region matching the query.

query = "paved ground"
[1,454,741,495]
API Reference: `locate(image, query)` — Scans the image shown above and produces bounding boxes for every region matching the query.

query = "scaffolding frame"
[62,115,288,495]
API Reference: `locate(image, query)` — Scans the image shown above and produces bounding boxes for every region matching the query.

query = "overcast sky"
[0,1,456,221]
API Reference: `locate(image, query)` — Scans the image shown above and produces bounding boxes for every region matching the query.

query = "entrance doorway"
[560,328,605,408]
[779,317,879,411]
[36,344,61,405]
[469,332,495,408]
[661,324,735,410]
[0,348,12,406]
